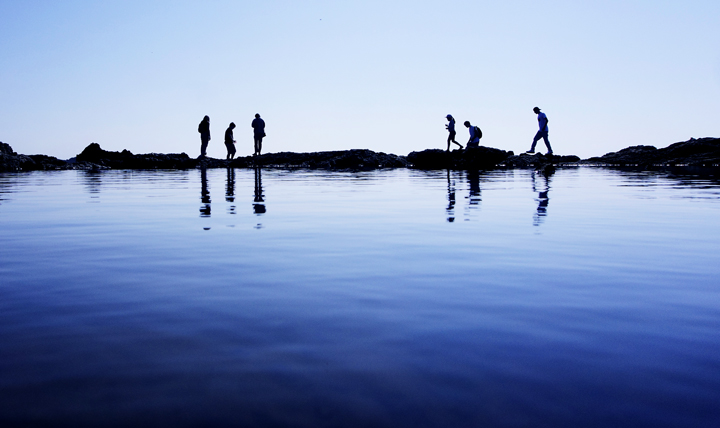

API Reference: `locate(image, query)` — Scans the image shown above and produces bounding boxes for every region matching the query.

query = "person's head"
[229,122,235,129]
[203,115,210,122]
[255,113,260,118]
[463,121,471,128]
[533,107,541,114]
[446,114,453,121]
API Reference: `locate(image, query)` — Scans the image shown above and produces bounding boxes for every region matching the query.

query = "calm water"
[1,167,719,427]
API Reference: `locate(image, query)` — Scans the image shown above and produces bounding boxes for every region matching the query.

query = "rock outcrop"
[1,142,70,172]
[407,146,514,169]
[501,153,581,168]
[76,143,196,169]
[229,149,408,169]
[3,137,720,173]
[583,137,720,166]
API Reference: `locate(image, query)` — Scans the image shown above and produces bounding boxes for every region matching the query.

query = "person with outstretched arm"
[527,107,553,155]
[463,121,482,149]
[198,115,210,158]
[251,114,266,156]
[445,115,463,151]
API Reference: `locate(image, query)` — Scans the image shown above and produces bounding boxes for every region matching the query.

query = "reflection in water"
[446,169,455,222]
[200,166,211,217]
[82,170,103,199]
[226,167,236,215]
[253,166,266,228]
[532,167,554,226]
[466,170,482,210]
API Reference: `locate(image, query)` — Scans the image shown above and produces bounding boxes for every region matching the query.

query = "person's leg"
[257,137,263,155]
[201,136,208,157]
[543,132,553,154]
[450,131,462,149]
[254,137,259,155]
[529,131,542,152]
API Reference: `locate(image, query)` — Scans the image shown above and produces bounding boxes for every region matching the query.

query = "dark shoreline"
[2,138,719,173]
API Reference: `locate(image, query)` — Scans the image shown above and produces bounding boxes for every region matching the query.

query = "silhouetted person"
[445,115,463,151]
[198,115,210,158]
[463,121,482,149]
[527,107,553,155]
[225,122,236,160]
[252,113,266,156]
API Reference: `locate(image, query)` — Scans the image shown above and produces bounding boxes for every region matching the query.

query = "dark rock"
[73,144,407,170]
[407,146,513,169]
[76,143,196,169]
[582,138,720,167]
[501,153,581,168]
[1,142,16,155]
[230,149,408,169]
[583,145,659,166]
[1,142,69,172]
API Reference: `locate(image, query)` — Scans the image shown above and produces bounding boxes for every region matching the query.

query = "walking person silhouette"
[527,107,553,155]
[445,115,463,151]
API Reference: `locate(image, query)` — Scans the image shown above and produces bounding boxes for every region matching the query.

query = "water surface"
[1,167,719,427]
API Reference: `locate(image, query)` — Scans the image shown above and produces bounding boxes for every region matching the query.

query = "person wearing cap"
[527,107,553,155]
[251,113,266,156]
[464,120,481,148]
[445,114,463,151]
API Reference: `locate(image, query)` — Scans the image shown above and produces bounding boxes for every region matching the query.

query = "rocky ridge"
[1,137,719,172]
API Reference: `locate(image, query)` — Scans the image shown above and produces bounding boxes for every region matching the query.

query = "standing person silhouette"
[224,122,236,160]
[527,107,553,155]
[198,115,210,158]
[463,121,481,148]
[251,114,266,156]
[445,115,463,151]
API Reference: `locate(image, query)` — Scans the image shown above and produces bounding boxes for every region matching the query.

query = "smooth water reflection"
[1,167,720,427]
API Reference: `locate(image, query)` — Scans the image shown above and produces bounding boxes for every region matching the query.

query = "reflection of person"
[251,114,266,156]
[224,122,236,160]
[253,166,266,215]
[467,169,481,208]
[200,166,211,217]
[527,107,553,155]
[226,166,236,214]
[532,167,554,226]
[463,121,481,148]
[198,115,211,158]
[446,169,455,222]
[445,115,463,151]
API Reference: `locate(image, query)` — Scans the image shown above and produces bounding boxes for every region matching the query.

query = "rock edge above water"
[2,137,719,172]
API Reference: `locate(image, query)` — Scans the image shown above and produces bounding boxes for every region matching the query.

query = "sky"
[1,0,719,160]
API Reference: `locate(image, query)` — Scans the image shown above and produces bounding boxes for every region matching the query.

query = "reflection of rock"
[407,147,514,169]
[583,138,720,167]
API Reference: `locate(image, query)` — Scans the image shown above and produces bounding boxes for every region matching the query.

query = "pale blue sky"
[1,0,719,159]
